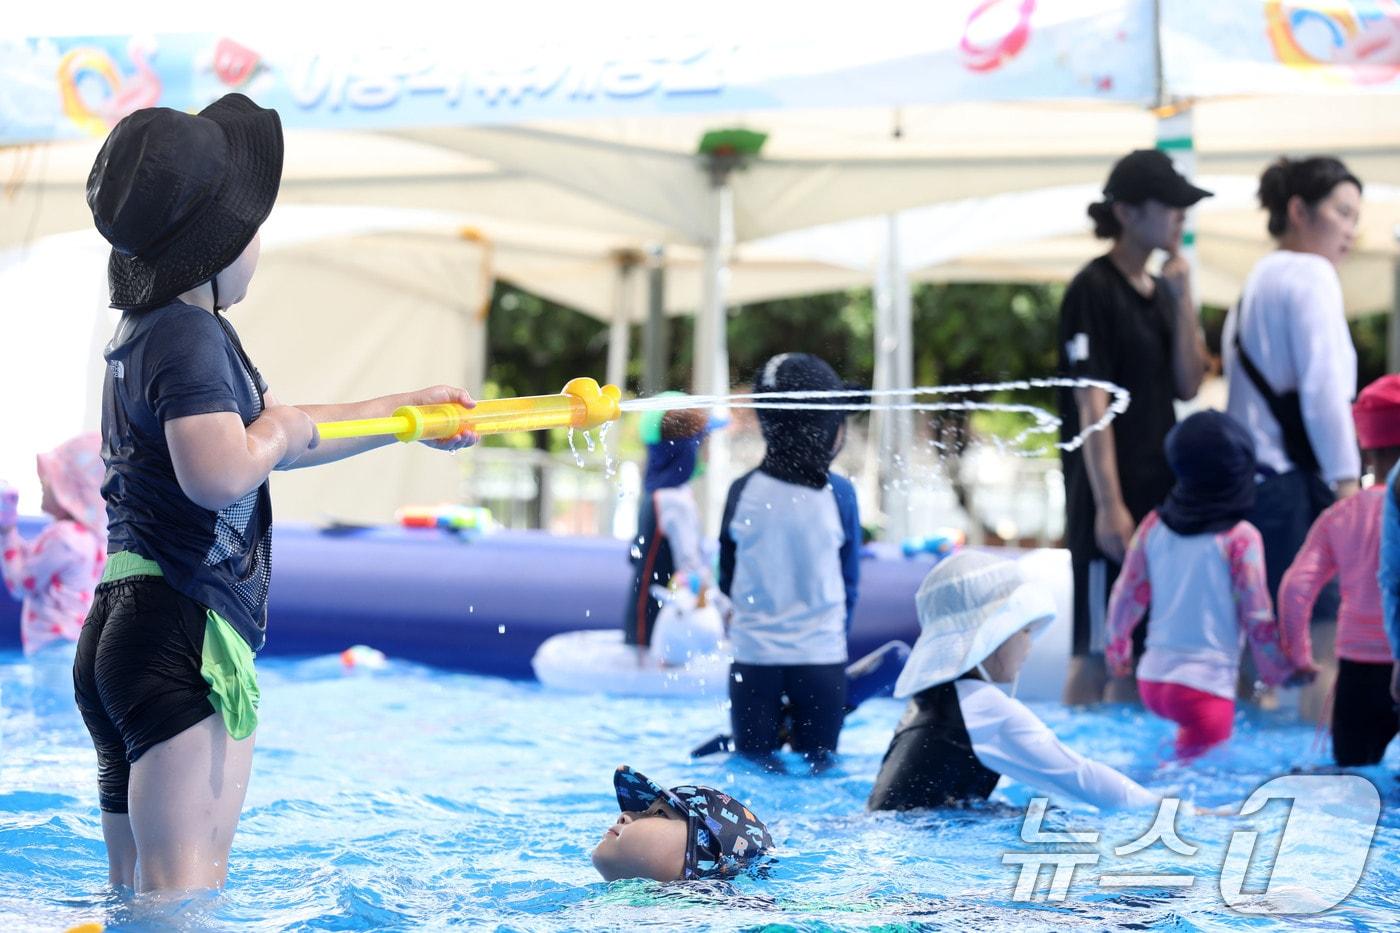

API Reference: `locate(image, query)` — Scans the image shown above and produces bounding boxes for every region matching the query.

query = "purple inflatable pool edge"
[0,517,933,678]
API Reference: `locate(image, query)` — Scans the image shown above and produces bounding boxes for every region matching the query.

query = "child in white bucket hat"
[869,550,1159,811]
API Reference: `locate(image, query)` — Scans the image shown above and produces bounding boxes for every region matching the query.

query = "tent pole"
[460,233,493,398]
[1156,106,1199,304]
[606,251,638,393]
[892,214,915,542]
[1157,104,1207,426]
[869,240,893,532]
[875,214,913,542]
[602,252,639,537]
[696,176,734,537]
[642,245,668,396]
[1391,240,1400,374]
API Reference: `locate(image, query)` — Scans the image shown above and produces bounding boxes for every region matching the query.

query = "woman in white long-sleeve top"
[1222,155,1364,721]
[868,551,1158,813]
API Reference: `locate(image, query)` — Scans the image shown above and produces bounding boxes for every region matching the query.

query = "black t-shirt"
[1058,255,1178,552]
[101,301,273,651]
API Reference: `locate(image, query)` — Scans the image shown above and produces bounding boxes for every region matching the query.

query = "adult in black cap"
[77,95,478,894]
[1058,149,1211,706]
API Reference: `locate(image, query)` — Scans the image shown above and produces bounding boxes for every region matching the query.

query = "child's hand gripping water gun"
[315,378,623,442]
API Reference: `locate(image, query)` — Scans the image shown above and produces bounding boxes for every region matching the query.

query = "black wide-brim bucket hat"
[86,93,284,311]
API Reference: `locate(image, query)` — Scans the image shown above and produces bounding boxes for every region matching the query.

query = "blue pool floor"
[1,650,1398,932]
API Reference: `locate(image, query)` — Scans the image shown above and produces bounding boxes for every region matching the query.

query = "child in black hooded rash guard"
[719,353,861,773]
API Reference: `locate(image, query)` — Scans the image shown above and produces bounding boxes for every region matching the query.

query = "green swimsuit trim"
[102,551,260,740]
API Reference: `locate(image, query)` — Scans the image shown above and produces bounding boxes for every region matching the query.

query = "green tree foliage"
[484,283,610,452]
[1351,312,1389,389]
[724,291,875,386]
[486,278,1392,454]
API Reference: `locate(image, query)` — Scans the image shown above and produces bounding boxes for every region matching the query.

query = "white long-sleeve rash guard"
[957,679,1159,811]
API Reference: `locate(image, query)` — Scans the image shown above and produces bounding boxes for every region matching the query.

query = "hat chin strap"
[209,275,222,313]
[976,662,1021,700]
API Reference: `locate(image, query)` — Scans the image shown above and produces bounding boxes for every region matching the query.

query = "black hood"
[754,353,856,488]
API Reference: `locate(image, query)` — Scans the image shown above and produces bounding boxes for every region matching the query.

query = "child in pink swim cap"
[0,432,108,656]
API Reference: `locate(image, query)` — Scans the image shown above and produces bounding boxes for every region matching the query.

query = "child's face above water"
[591,797,688,882]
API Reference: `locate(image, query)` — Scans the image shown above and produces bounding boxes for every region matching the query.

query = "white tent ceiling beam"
[12,91,1400,249]
[394,126,713,242]
[746,176,1400,316]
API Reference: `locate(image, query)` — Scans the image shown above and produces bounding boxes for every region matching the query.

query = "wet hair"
[1087,201,1121,240]
[1258,156,1362,237]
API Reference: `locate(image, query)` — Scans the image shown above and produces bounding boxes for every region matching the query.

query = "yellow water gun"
[315,378,622,442]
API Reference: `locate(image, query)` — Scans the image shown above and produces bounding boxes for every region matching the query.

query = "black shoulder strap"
[1233,329,1280,409]
[1232,298,1321,475]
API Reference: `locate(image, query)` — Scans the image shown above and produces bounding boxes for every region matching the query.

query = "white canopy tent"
[0,202,873,522]
[4,0,1400,529]
[756,177,1400,317]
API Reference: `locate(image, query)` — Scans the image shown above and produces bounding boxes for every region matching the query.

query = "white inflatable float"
[531,629,732,697]
[532,586,732,697]
[531,549,1076,702]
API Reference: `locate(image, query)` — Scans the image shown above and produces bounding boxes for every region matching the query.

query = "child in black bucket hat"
[592,766,775,882]
[78,93,479,894]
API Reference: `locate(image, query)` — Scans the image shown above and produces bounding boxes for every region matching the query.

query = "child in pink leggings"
[1106,411,1310,759]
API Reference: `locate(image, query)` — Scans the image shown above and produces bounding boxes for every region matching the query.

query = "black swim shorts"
[73,575,222,813]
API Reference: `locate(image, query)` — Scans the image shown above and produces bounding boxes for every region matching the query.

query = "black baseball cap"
[1102,149,1212,208]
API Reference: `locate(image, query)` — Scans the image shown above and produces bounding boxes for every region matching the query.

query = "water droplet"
[746,595,755,604]
[630,545,642,559]
[599,421,616,478]
[566,429,584,468]
[497,624,506,634]
[583,430,595,453]
[732,671,744,683]
[585,609,591,618]
[468,605,474,613]
[764,502,772,510]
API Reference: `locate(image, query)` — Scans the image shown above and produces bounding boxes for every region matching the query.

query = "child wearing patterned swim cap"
[592,765,774,882]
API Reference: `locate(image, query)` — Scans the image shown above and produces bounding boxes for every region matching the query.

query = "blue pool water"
[1,650,1397,932]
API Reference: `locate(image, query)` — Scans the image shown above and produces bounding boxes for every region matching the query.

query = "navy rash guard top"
[100,301,273,651]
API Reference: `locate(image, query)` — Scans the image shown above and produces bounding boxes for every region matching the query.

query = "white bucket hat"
[893,550,1056,699]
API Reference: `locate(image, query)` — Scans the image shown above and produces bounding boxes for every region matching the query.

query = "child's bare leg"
[126,713,254,893]
[100,811,138,888]
[1104,672,1141,705]
[1298,620,1338,725]
[1063,654,1108,706]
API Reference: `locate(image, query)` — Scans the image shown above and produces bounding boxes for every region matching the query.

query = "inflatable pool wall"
[0,518,1072,699]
